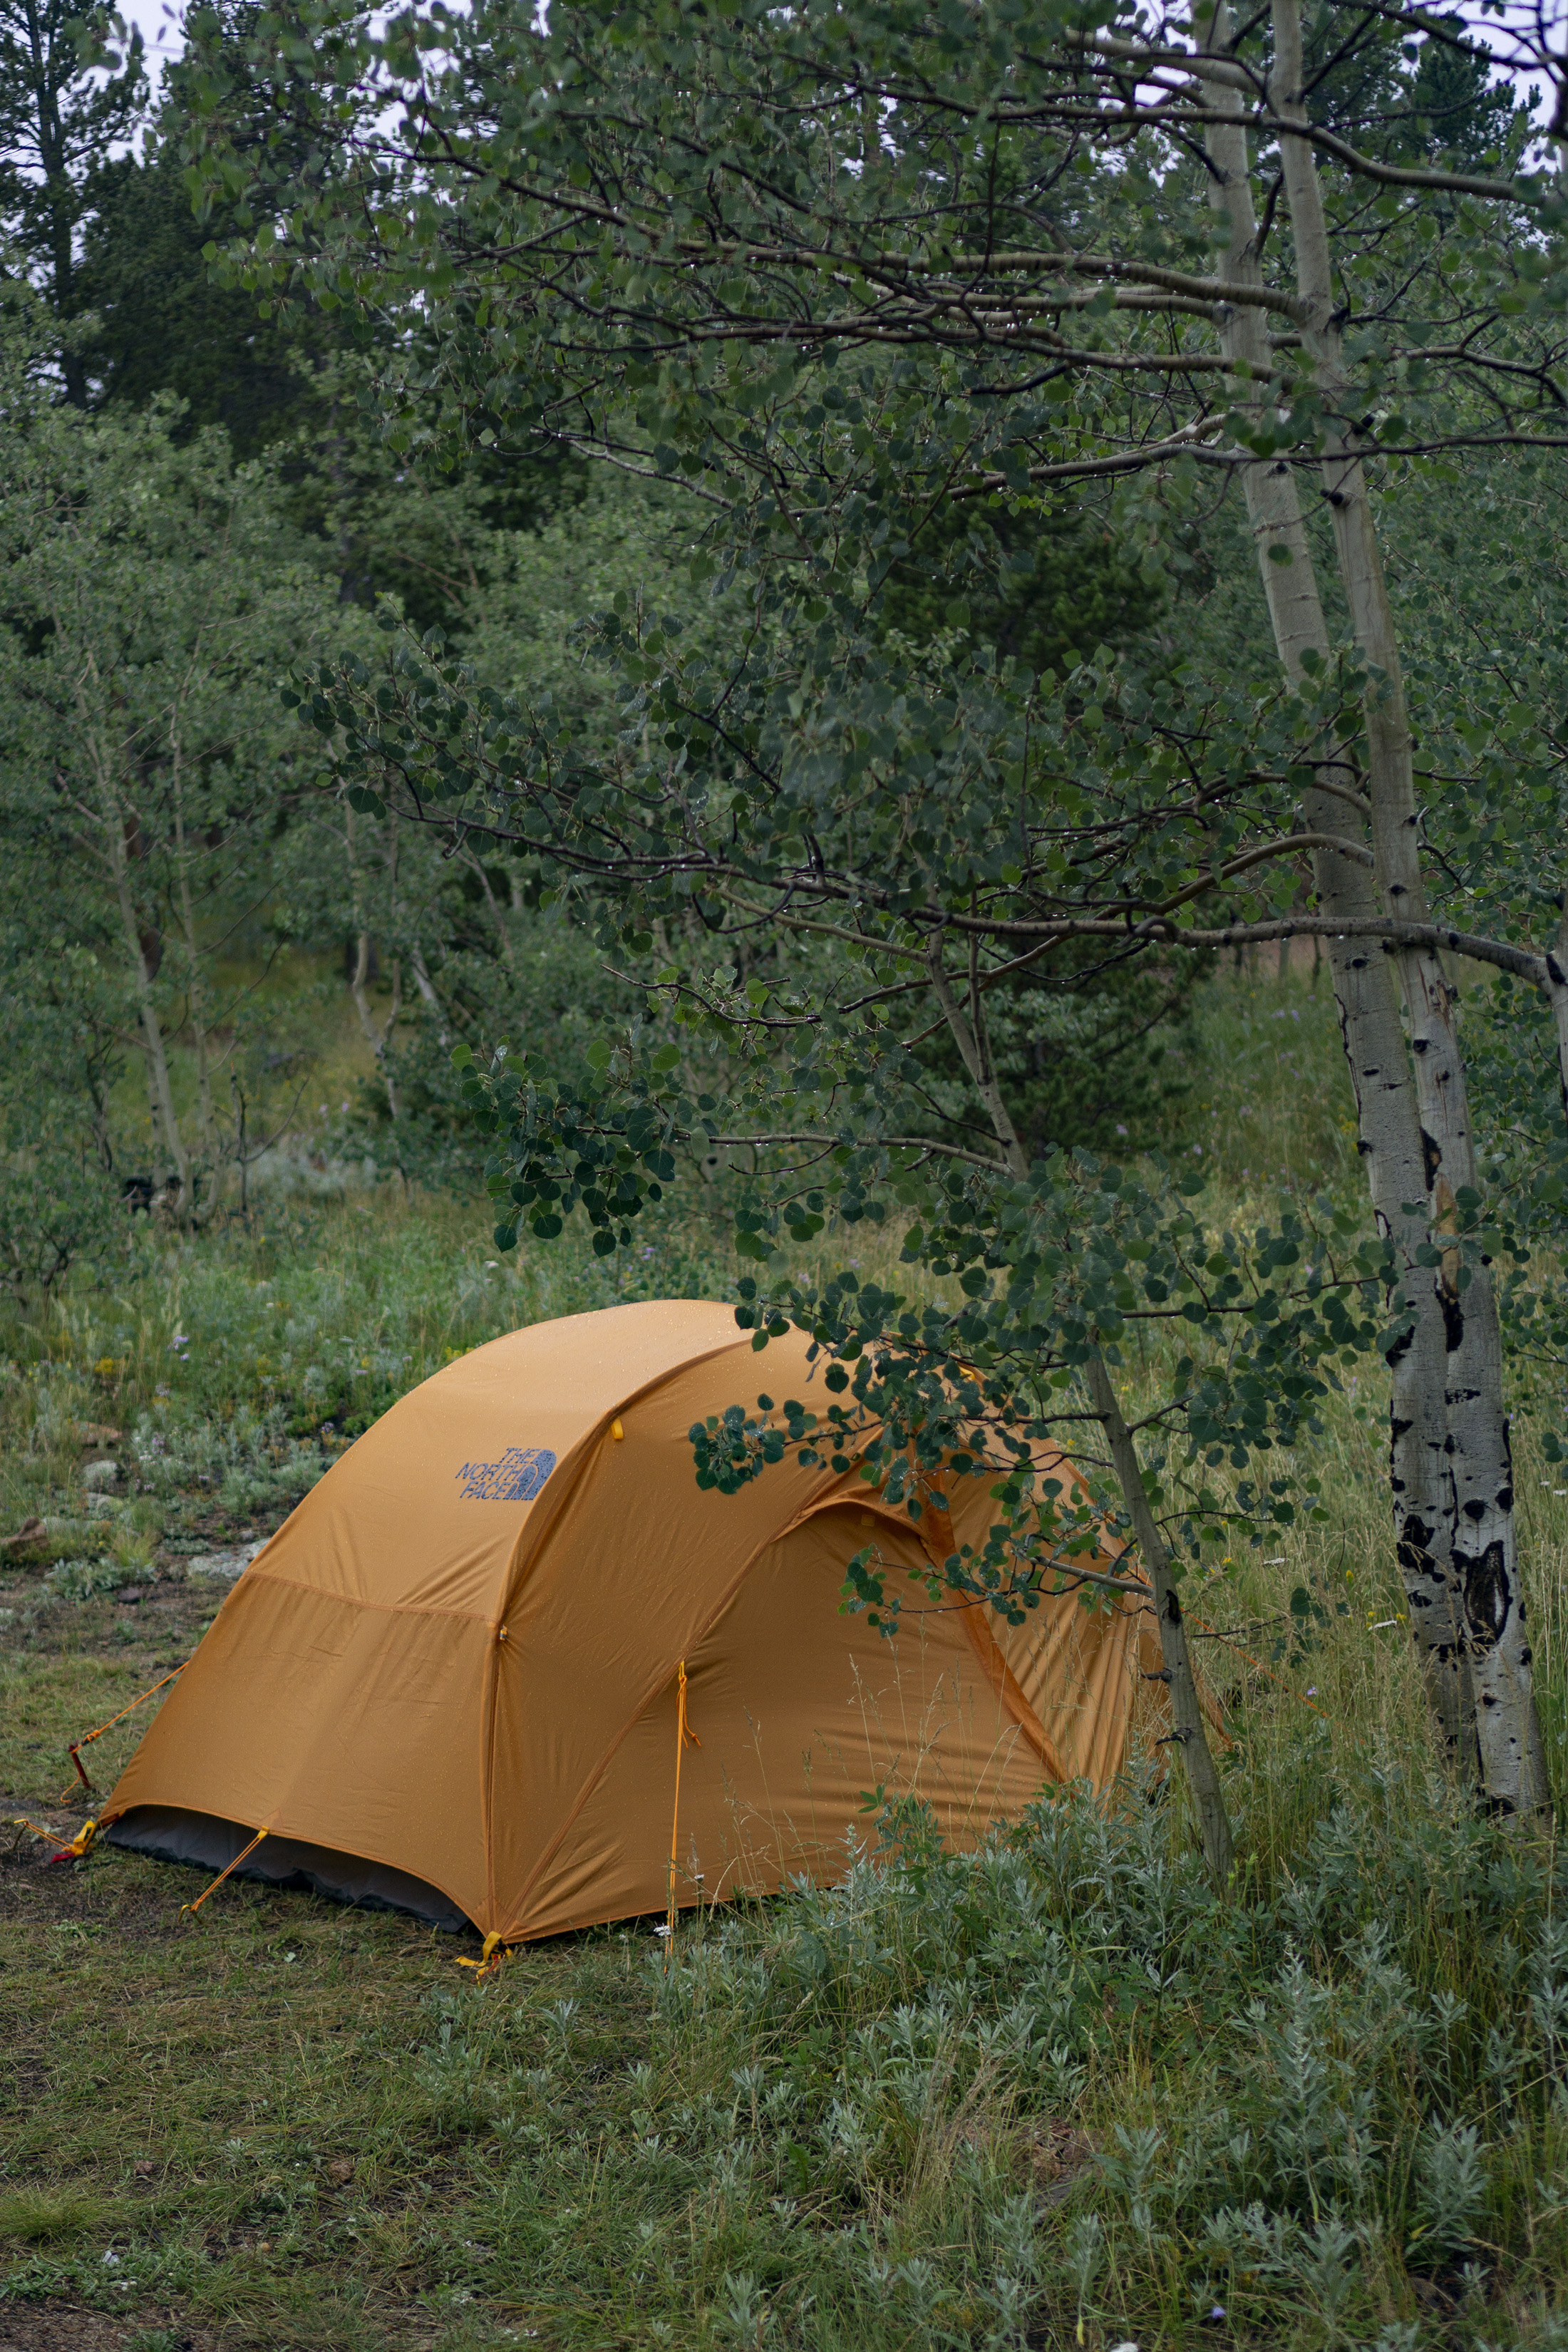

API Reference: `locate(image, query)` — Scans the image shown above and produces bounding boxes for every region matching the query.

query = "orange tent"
[104,1301,1162,1941]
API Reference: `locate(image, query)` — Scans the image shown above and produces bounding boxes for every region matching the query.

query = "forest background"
[3,1,1568,2347]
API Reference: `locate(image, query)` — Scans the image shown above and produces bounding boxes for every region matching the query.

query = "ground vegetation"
[3,1001,1568,2345]
[1,1,1568,2341]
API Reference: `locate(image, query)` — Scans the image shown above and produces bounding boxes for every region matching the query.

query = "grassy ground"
[3,969,1568,2351]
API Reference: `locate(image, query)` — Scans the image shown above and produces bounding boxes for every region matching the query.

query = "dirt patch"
[0,2304,200,2350]
[1026,2117,1099,2207]
[0,1843,196,1944]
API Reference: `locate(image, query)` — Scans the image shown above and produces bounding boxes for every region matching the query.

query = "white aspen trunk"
[170,735,222,1219]
[1083,1353,1234,1879]
[929,937,1234,1862]
[346,804,403,1121]
[925,934,1027,1177]
[1549,902,1568,1135]
[464,849,517,966]
[1269,0,1548,1815]
[97,768,192,1217]
[351,934,403,1120]
[411,944,451,1046]
[1200,15,1475,1771]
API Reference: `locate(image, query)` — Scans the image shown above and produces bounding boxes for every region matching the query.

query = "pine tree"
[0,0,144,402]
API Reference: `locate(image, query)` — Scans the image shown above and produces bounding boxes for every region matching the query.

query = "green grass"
[4,966,1568,2348]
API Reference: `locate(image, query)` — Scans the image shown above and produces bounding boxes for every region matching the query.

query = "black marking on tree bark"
[1396,1514,1440,1607]
[1460,1540,1512,1646]
[1440,1291,1465,1353]
[1421,1128,1443,1191]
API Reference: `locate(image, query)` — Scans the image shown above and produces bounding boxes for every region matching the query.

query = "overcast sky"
[116,0,1555,126]
[121,0,183,88]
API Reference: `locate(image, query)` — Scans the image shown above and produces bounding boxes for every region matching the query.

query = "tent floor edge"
[105,1805,473,1932]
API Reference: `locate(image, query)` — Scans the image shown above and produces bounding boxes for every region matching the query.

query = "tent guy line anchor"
[60,1660,190,1801]
[455,1931,506,1979]
[6,1815,98,1863]
[181,1828,269,1917]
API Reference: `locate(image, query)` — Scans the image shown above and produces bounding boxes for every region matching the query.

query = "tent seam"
[227,1569,525,1623]
[488,1329,799,1938]
[496,1474,848,1937]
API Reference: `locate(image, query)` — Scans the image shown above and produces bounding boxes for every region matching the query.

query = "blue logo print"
[456,1448,557,1502]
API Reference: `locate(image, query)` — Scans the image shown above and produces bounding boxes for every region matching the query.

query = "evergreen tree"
[78,39,584,633]
[0,0,144,401]
[1405,16,1517,166]
[78,140,303,453]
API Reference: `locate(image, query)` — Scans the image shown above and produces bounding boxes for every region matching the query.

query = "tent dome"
[105,1301,1159,1940]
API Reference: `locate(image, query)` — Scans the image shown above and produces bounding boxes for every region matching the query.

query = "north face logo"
[456,1448,557,1502]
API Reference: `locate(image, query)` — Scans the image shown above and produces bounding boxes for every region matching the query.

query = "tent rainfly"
[103,1301,1163,1941]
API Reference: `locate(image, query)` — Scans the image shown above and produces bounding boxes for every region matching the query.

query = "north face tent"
[104,1301,1162,1941]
